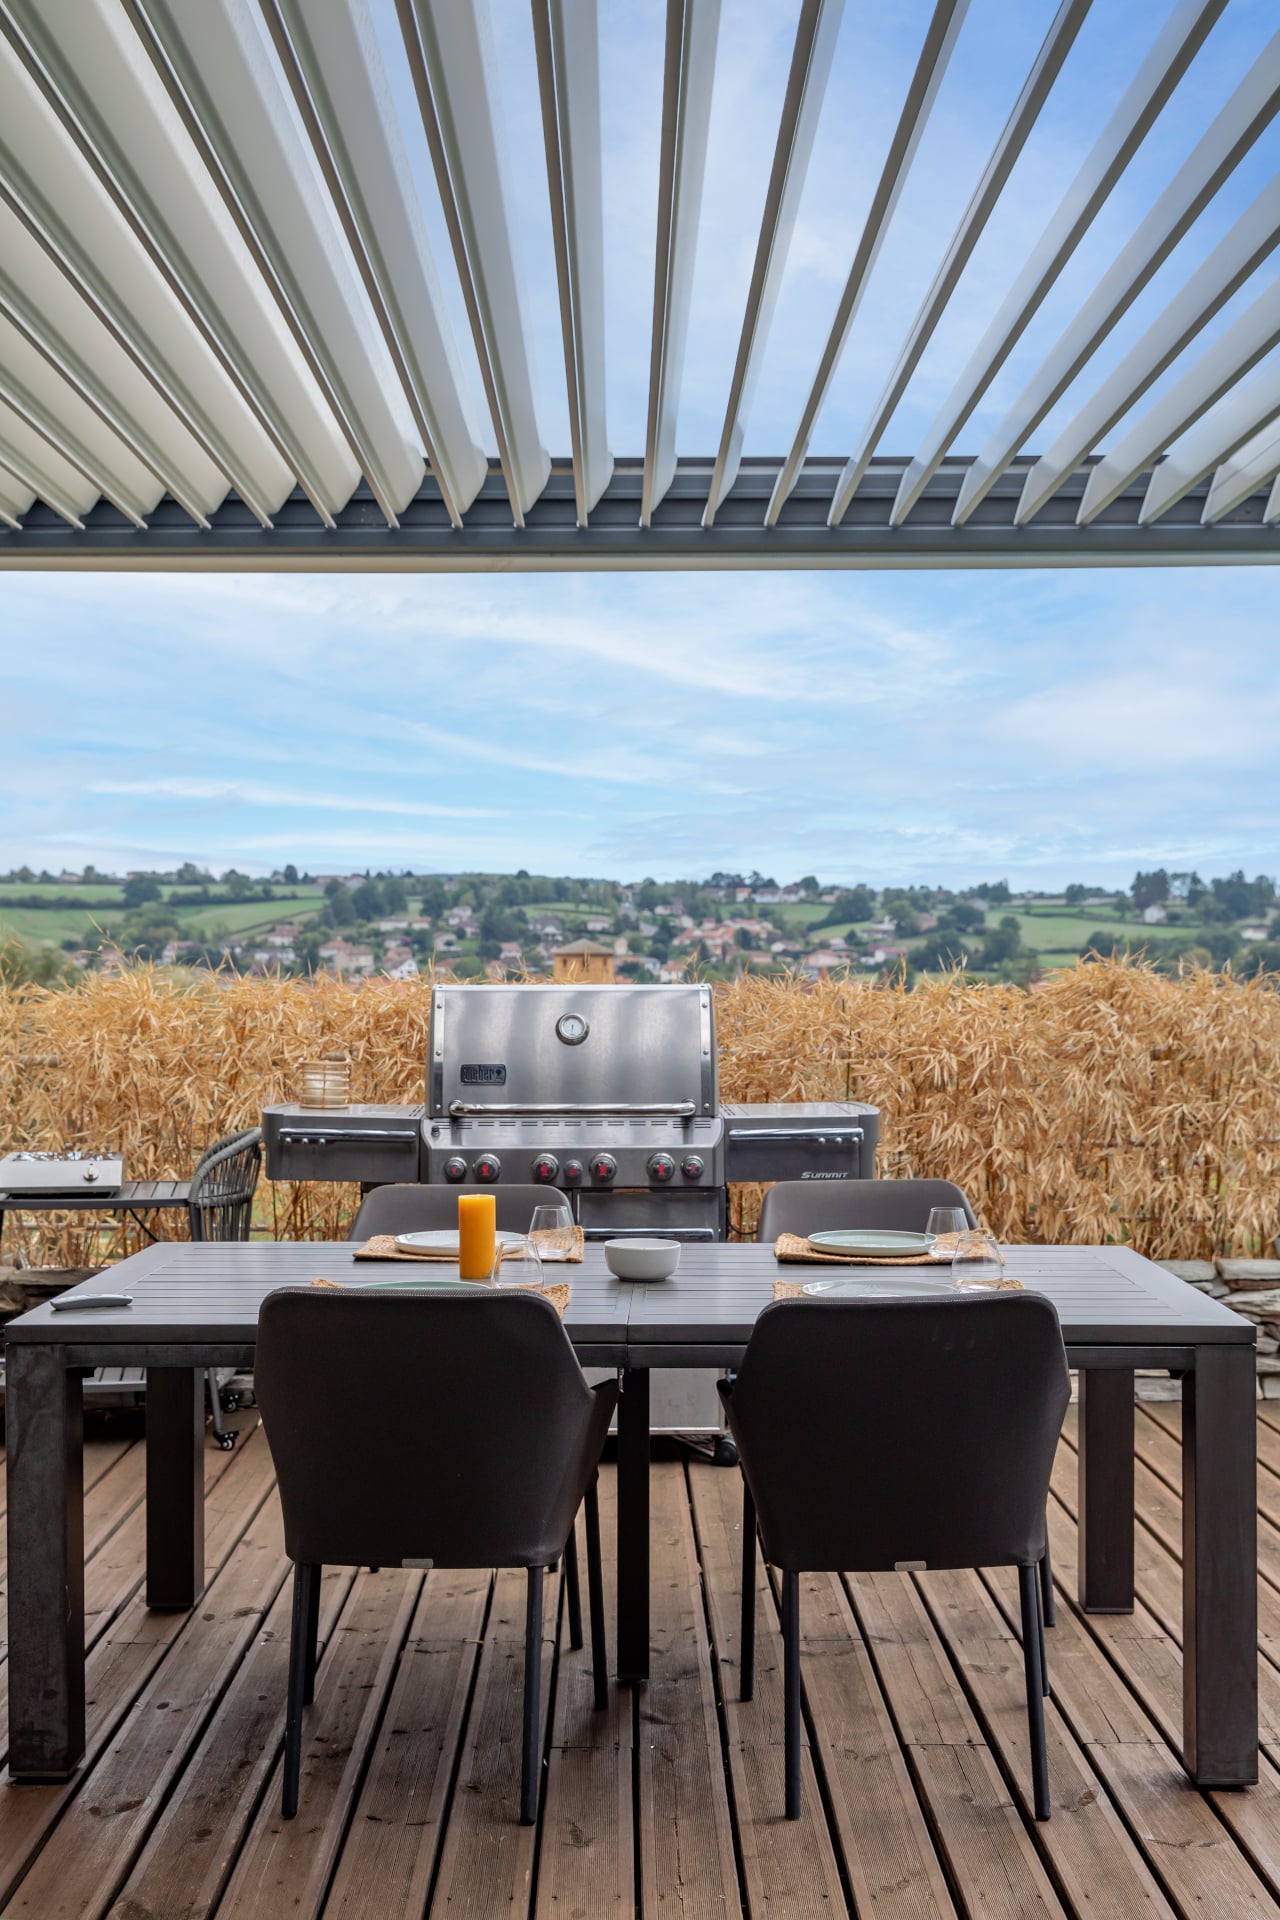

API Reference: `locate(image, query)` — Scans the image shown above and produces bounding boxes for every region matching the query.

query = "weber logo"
[800,1170,850,1180]
[460,1063,506,1085]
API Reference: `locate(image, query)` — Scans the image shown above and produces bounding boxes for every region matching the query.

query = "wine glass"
[494,1234,544,1290]
[950,1230,1005,1290]
[925,1205,969,1257]
[528,1200,576,1262]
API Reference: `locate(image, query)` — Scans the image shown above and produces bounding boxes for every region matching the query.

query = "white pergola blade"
[642,0,721,528]
[1076,282,1280,523]
[0,20,287,528]
[1201,415,1280,522]
[890,0,1224,527]
[398,0,550,526]
[532,0,612,525]
[1017,174,1280,524]
[765,0,967,528]
[0,326,155,526]
[1265,472,1280,524]
[0,468,30,531]
[4,0,366,529]
[265,0,487,527]
[702,0,843,528]
[1136,355,1280,524]
[0,256,212,529]
[126,0,425,526]
[0,401,92,529]
[827,0,1091,528]
[954,27,1280,526]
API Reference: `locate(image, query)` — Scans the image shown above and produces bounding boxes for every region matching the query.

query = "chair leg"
[1040,1537,1056,1628]
[282,1563,314,1820]
[521,1567,544,1826]
[584,1476,608,1712]
[1018,1563,1051,1821]
[782,1569,801,1820]
[206,1368,225,1441]
[564,1519,583,1651]
[1035,1560,1050,1700]
[740,1482,756,1703]
[303,1561,322,1706]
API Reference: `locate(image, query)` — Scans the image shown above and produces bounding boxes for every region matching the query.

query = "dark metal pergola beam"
[2,456,1277,570]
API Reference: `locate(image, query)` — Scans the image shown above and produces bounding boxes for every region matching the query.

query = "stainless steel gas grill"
[264,983,878,1239]
[263,982,878,1442]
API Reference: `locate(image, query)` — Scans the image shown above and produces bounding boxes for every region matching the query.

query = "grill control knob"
[531,1153,560,1183]
[562,1158,584,1186]
[647,1152,676,1184]
[473,1154,501,1183]
[443,1154,469,1183]
[680,1155,705,1181]
[589,1153,617,1184]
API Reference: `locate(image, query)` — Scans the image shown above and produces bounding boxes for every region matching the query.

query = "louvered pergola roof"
[0,0,1279,571]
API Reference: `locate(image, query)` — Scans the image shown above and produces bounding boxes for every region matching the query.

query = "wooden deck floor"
[2,1401,1280,1918]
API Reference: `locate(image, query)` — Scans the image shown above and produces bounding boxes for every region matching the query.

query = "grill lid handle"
[447,1100,698,1119]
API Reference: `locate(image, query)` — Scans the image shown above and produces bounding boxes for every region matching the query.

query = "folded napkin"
[310,1274,571,1318]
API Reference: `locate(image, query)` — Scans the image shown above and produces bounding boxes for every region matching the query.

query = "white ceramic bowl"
[603,1237,681,1281]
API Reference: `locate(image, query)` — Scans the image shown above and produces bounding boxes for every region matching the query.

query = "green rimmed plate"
[806,1229,937,1258]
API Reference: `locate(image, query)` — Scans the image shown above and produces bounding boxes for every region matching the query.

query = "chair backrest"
[724,1292,1069,1573]
[255,1287,607,1568]
[188,1128,261,1242]
[349,1182,552,1239]
[756,1177,976,1241]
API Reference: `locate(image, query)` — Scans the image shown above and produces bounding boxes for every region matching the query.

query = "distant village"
[2,863,1276,990]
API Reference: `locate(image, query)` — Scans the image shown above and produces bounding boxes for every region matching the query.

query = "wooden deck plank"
[425,1566,558,1919]
[688,1461,859,1917]
[1043,1433,1280,1909]
[919,1564,1182,1920]
[793,1569,958,1920]
[635,1461,741,1920]
[103,1562,359,1920]
[217,1568,423,1920]
[0,1428,279,1910]
[536,1467,635,1920]
[848,1569,1067,1920]
[0,1494,289,1920]
[322,1570,491,1920]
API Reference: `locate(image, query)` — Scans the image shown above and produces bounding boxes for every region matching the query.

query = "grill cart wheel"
[713,1437,738,1468]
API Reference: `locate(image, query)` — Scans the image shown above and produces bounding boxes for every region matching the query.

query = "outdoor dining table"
[3,1239,1256,1789]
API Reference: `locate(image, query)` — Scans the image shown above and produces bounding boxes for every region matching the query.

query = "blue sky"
[2,0,1279,889]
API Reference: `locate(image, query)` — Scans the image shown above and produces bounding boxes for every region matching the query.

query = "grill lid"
[428,983,717,1120]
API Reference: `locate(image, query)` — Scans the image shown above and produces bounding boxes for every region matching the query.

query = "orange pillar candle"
[458,1192,496,1281]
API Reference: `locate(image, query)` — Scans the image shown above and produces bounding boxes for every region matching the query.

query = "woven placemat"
[354,1227,584,1265]
[310,1274,571,1318]
[774,1231,944,1268]
[772,1274,1023,1300]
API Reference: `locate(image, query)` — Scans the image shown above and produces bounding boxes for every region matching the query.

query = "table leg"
[6,1344,85,1778]
[1077,1367,1134,1612]
[1183,1345,1257,1785]
[616,1368,650,1684]
[146,1368,205,1610]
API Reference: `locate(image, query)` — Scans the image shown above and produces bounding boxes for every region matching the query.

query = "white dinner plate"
[801,1274,956,1299]
[393,1229,527,1254]
[806,1229,936,1258]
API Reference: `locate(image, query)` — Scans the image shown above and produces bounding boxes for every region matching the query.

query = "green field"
[0,881,126,903]
[0,889,324,950]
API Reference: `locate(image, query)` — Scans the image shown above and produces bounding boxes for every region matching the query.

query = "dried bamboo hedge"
[1,959,1277,1265]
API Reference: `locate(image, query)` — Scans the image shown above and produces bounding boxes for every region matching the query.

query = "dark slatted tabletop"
[3,1240,1250,1355]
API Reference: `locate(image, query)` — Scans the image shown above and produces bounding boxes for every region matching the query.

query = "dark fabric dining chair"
[755,1176,976,1241]
[348,1181,551,1239]
[187,1127,262,1446]
[719,1292,1070,1822]
[753,1175,1056,1626]
[255,1286,616,1826]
